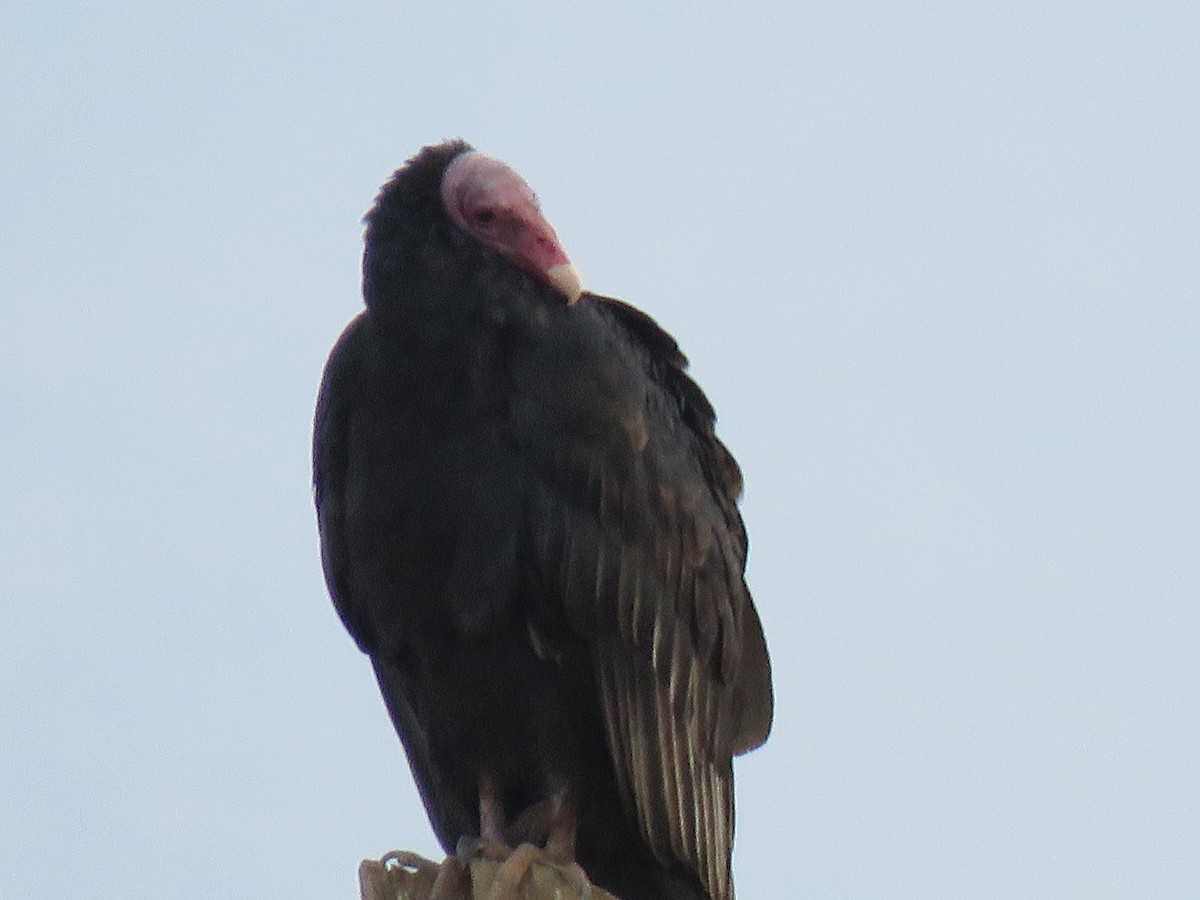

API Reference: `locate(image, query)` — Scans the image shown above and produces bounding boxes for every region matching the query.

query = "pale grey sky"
[2,3,1197,898]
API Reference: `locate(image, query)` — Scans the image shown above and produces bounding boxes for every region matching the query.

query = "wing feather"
[524,295,772,900]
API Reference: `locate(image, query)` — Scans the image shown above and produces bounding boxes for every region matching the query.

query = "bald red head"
[440,151,583,303]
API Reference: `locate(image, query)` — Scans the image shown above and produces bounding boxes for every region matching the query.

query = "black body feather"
[314,141,772,900]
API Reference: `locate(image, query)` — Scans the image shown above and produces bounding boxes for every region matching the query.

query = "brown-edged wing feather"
[524,295,773,900]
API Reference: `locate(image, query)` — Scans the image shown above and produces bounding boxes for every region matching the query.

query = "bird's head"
[363,140,583,311]
[440,150,582,304]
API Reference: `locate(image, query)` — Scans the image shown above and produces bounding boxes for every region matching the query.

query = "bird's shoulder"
[313,312,373,648]
[315,308,529,644]
[509,292,745,560]
[593,293,744,515]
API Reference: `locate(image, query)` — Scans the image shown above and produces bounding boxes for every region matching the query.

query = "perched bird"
[313,140,772,900]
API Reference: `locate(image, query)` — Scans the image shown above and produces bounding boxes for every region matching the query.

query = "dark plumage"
[313,140,772,900]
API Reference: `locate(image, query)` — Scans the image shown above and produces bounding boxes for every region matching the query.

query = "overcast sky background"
[3,3,1197,898]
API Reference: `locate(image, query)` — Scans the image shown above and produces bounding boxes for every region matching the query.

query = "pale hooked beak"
[546,261,584,305]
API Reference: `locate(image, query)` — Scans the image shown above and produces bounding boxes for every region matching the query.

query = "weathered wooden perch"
[359,850,620,900]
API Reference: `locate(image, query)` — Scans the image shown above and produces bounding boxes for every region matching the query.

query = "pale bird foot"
[484,842,592,900]
[359,851,441,900]
[454,833,513,863]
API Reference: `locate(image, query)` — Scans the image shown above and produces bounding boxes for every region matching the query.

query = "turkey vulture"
[313,140,772,900]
